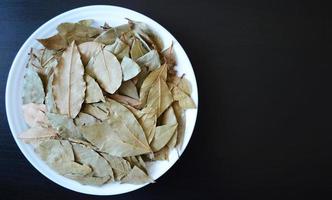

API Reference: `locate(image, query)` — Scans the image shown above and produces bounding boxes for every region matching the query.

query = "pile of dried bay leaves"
[19,19,196,185]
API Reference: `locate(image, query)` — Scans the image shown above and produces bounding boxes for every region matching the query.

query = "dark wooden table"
[1,0,332,199]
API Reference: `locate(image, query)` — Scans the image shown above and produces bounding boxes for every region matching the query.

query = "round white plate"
[5,5,198,195]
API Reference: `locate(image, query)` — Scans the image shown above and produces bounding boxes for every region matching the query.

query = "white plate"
[5,5,198,195]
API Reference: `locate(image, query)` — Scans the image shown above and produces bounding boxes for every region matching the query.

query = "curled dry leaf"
[121,56,141,81]
[86,48,122,94]
[22,103,49,128]
[52,41,86,118]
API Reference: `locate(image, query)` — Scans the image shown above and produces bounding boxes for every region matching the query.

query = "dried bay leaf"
[78,19,94,26]
[104,38,129,61]
[153,146,170,161]
[22,68,45,104]
[81,99,150,156]
[86,49,122,94]
[130,38,148,60]
[118,80,139,100]
[95,24,132,45]
[22,103,49,128]
[35,139,92,176]
[80,120,151,157]
[82,103,109,121]
[128,19,163,52]
[146,78,173,117]
[19,127,57,140]
[45,74,57,113]
[150,124,177,152]
[71,143,114,183]
[102,153,132,181]
[57,22,101,44]
[139,64,167,107]
[173,102,186,151]
[52,41,86,118]
[138,107,157,144]
[37,57,58,89]
[108,94,141,107]
[125,156,147,173]
[136,50,160,71]
[47,113,82,139]
[121,166,153,185]
[172,86,196,109]
[121,56,141,81]
[78,41,104,65]
[123,104,144,119]
[162,43,176,68]
[74,112,97,126]
[167,75,192,95]
[160,106,178,149]
[37,34,67,50]
[84,75,105,103]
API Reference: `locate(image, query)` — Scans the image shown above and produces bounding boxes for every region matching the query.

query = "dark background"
[1,0,332,199]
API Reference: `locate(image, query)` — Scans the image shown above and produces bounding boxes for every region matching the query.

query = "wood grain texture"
[1,0,332,199]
